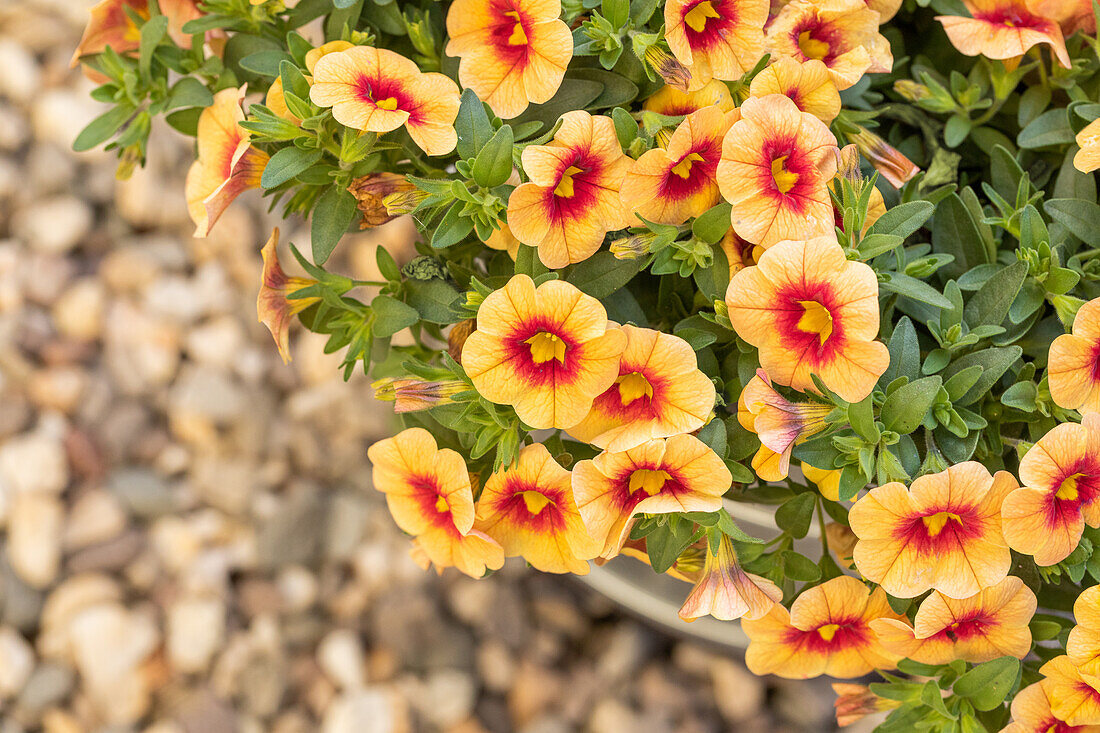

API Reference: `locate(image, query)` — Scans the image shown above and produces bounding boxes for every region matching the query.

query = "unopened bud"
[849,126,920,189]
[893,79,930,102]
[372,377,467,412]
[644,45,692,91]
[447,319,476,362]
[610,231,658,259]
[383,188,429,216]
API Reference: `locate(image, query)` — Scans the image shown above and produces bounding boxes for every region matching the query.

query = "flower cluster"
[75,0,1100,728]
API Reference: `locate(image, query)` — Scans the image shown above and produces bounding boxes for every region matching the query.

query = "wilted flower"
[850,462,1018,599]
[372,377,468,412]
[447,319,477,362]
[848,126,919,188]
[677,534,782,621]
[831,684,901,728]
[185,88,270,238]
[743,575,904,679]
[257,228,320,364]
[936,0,1071,69]
[383,188,430,216]
[348,173,416,228]
[644,45,693,91]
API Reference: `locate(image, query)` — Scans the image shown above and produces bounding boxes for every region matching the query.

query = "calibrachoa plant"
[74,0,1100,728]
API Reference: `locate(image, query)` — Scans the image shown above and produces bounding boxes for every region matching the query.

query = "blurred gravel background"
[0,2,849,730]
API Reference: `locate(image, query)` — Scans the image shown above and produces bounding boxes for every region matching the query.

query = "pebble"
[17,663,75,713]
[167,596,226,675]
[322,689,404,733]
[68,603,160,724]
[51,278,105,341]
[317,629,365,691]
[0,626,34,698]
[8,492,64,588]
[0,40,41,103]
[0,431,69,495]
[12,196,93,255]
[62,489,127,550]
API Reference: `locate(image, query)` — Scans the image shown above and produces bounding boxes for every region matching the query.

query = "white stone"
[69,603,160,725]
[38,573,123,662]
[0,626,34,699]
[52,278,105,341]
[276,565,318,613]
[167,596,226,674]
[0,40,41,104]
[0,431,68,494]
[418,669,476,728]
[322,690,399,733]
[317,629,365,691]
[26,366,87,415]
[12,196,93,255]
[8,492,63,588]
[63,489,128,550]
[32,90,103,152]
[185,316,245,369]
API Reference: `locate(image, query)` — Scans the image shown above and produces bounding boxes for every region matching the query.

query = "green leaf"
[376,246,402,282]
[566,252,645,298]
[1045,198,1100,247]
[953,657,1019,711]
[882,317,921,386]
[869,201,935,240]
[692,203,732,244]
[1018,107,1075,149]
[781,550,821,582]
[261,146,323,189]
[879,273,954,309]
[471,125,514,188]
[371,295,419,337]
[646,518,697,573]
[139,14,168,78]
[73,104,135,152]
[848,396,879,443]
[932,193,990,280]
[404,279,461,324]
[568,68,638,109]
[963,261,1028,327]
[239,49,294,76]
[165,77,213,110]
[695,419,727,457]
[611,106,637,147]
[431,203,475,249]
[944,365,983,402]
[775,494,816,539]
[881,376,942,433]
[311,185,357,265]
[455,90,493,160]
[943,346,1023,406]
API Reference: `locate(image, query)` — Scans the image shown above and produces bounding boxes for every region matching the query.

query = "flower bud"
[849,127,920,189]
[372,377,467,412]
[383,188,429,216]
[644,45,692,91]
[610,231,658,260]
[448,319,476,362]
[831,684,900,727]
[892,79,930,102]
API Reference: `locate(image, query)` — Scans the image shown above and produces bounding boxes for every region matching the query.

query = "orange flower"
[805,462,843,501]
[1049,298,1100,413]
[1002,414,1100,566]
[367,428,506,578]
[936,0,1071,69]
[568,326,716,451]
[1075,120,1100,174]
[766,0,893,90]
[749,56,842,123]
[1033,0,1097,35]
[849,462,1018,599]
[719,229,759,279]
[184,88,269,238]
[461,275,627,430]
[445,0,572,119]
[1003,680,1100,733]
[72,0,202,68]
[1039,656,1100,727]
[725,236,889,403]
[474,443,598,574]
[743,575,904,679]
[865,0,902,22]
[507,111,633,268]
[643,80,736,116]
[825,521,857,568]
[1069,586,1100,674]
[309,46,461,156]
[737,369,832,481]
[257,229,320,364]
[677,534,782,621]
[572,435,731,558]
[620,106,737,225]
[848,127,921,189]
[870,577,1036,664]
[485,223,521,260]
[664,0,767,89]
[716,94,838,248]
[831,684,901,728]
[266,41,355,124]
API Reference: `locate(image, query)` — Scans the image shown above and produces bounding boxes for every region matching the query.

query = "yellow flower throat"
[796,301,833,345]
[798,31,830,61]
[526,332,567,364]
[671,153,704,179]
[629,469,670,496]
[555,166,584,197]
[617,372,654,405]
[375,96,399,111]
[685,1,721,33]
[1057,473,1085,501]
[817,623,840,642]
[771,155,800,194]
[521,490,552,515]
[503,10,528,45]
[923,511,962,537]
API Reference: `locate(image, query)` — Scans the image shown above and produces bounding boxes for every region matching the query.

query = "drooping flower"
[719,229,759,279]
[742,575,904,679]
[1002,414,1100,566]
[848,126,921,188]
[572,435,731,558]
[1069,586,1100,674]
[568,326,716,451]
[737,369,833,481]
[620,106,737,225]
[1003,680,1100,733]
[445,0,572,118]
[849,462,1018,599]
[643,45,694,90]
[309,46,461,156]
[749,56,842,123]
[348,173,416,228]
[664,0,768,89]
[184,88,270,238]
[870,577,1036,664]
[474,443,599,574]
[643,80,737,116]
[372,376,469,412]
[725,236,889,402]
[506,111,633,268]
[1049,298,1100,414]
[257,229,320,364]
[367,428,506,578]
[677,534,782,621]
[936,0,1072,69]
[1039,656,1100,727]
[460,275,627,430]
[831,684,901,728]
[716,94,838,248]
[72,0,202,68]
[766,0,893,90]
